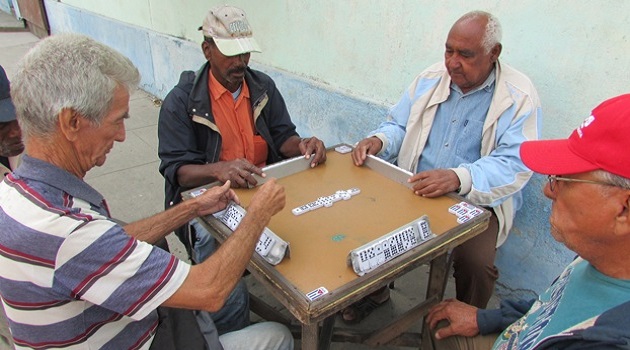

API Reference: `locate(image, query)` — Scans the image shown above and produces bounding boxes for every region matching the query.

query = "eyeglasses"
[547,175,616,192]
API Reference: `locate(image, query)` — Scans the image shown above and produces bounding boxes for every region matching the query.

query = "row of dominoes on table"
[291,188,361,215]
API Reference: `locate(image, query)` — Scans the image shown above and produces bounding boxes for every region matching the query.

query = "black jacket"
[157,62,298,256]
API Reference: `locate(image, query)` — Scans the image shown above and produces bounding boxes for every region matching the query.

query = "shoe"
[340,286,390,324]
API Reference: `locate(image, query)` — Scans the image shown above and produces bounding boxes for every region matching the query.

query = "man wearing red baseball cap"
[422,93,630,349]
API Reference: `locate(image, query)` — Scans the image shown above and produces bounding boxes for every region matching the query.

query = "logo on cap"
[576,115,595,138]
[228,20,251,36]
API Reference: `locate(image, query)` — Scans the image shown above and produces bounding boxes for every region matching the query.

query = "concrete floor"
[0,10,498,349]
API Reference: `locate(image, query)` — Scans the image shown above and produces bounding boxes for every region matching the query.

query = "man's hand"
[248,179,286,218]
[351,137,382,166]
[408,169,460,197]
[213,159,264,188]
[194,180,240,217]
[299,137,327,168]
[426,299,480,340]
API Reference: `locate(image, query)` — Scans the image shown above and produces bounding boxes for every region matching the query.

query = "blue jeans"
[191,219,250,335]
[191,218,217,264]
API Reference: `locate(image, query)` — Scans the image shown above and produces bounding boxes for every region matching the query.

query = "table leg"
[420,252,453,350]
[425,253,451,301]
[364,254,452,346]
[318,316,335,350]
[301,322,319,350]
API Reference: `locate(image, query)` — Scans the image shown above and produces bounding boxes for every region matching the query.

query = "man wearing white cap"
[422,93,630,349]
[158,4,326,337]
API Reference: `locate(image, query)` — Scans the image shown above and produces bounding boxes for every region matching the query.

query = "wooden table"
[187,146,490,349]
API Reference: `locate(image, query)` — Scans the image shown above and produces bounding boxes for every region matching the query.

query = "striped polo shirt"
[0,156,190,349]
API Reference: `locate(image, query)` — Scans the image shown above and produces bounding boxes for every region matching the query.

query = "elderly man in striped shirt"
[0,34,292,350]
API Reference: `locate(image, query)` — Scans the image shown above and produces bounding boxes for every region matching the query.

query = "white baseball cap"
[199,5,262,56]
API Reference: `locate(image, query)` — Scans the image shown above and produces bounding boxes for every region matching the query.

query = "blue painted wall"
[43,0,584,301]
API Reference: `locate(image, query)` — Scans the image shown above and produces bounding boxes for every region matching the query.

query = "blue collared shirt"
[417,70,496,172]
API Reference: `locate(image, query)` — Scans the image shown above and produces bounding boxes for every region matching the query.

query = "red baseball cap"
[520,93,630,179]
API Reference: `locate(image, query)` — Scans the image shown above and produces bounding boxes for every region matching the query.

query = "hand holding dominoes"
[213,158,264,188]
[189,181,240,217]
[299,136,327,168]
[409,169,460,198]
[218,201,290,265]
[250,179,286,219]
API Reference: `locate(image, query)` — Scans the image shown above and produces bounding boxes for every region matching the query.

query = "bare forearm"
[124,200,198,243]
[162,179,284,311]
[205,209,270,296]
[177,163,220,189]
[164,207,272,310]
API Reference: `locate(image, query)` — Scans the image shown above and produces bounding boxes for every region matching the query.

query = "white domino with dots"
[217,202,289,265]
[346,188,361,196]
[348,215,435,276]
[256,229,275,256]
[292,188,361,216]
[448,201,484,223]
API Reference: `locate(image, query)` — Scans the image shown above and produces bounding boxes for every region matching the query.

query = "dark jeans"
[150,307,213,350]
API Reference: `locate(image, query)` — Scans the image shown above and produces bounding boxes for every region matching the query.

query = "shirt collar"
[208,70,249,101]
[451,68,496,96]
[13,155,105,207]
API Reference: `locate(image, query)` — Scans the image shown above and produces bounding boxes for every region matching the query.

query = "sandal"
[341,286,390,324]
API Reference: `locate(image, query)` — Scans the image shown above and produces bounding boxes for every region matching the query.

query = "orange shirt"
[208,71,268,167]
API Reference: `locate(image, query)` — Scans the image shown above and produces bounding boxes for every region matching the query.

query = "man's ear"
[490,43,502,62]
[613,191,630,237]
[58,108,81,142]
[201,41,212,61]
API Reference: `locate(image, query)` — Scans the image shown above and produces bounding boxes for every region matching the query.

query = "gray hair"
[459,11,502,54]
[594,170,630,190]
[11,33,140,140]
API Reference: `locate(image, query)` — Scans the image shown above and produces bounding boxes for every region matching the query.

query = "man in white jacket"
[346,11,542,323]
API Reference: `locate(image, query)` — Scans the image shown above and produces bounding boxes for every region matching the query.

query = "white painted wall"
[58,0,630,138]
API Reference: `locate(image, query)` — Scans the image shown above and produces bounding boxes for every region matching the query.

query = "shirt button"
[445,143,449,147]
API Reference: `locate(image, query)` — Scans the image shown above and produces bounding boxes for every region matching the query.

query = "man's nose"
[447,55,461,68]
[116,124,126,142]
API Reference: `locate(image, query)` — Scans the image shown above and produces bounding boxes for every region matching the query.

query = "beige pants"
[422,320,498,350]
